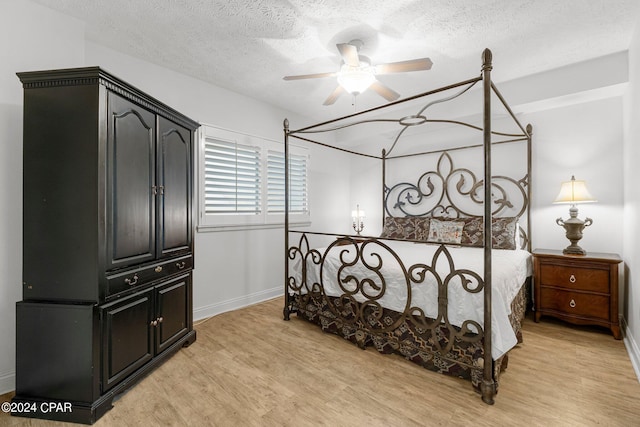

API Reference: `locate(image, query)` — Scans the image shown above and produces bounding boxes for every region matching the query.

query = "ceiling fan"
[283,39,433,106]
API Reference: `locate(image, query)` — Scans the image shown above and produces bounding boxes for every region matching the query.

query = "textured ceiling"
[31,0,640,120]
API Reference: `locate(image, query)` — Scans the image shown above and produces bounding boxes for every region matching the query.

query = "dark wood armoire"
[12,67,198,424]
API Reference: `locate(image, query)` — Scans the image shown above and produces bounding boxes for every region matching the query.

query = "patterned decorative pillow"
[414,217,431,241]
[459,217,484,246]
[461,216,518,249]
[380,217,418,240]
[427,218,464,244]
[491,217,518,250]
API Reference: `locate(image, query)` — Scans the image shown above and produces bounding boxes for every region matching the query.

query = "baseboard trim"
[0,370,15,396]
[193,287,283,322]
[622,317,640,383]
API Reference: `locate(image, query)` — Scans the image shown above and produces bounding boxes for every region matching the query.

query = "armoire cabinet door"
[101,290,154,392]
[157,116,192,258]
[107,92,157,270]
[155,274,190,353]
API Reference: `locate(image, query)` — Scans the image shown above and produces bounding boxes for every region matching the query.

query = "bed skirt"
[292,279,529,391]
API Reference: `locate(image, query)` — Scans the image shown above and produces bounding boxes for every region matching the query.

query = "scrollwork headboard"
[383,150,530,249]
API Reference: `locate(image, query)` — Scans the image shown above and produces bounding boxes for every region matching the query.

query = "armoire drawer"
[106,255,193,296]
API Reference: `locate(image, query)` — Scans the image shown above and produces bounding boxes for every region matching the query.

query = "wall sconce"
[554,175,597,255]
[351,204,365,235]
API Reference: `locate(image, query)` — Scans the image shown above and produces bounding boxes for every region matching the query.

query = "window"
[198,124,309,230]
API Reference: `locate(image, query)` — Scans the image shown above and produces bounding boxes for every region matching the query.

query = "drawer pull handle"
[124,274,139,286]
[569,299,576,308]
[176,261,186,270]
[569,274,576,283]
[155,266,163,273]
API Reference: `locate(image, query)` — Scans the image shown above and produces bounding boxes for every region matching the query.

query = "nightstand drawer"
[539,287,610,321]
[539,264,609,293]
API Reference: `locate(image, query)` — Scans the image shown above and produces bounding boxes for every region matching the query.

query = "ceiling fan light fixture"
[337,63,375,95]
[283,40,432,105]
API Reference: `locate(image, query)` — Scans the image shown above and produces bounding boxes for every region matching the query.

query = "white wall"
[0,0,86,395]
[495,54,627,257]
[623,10,640,380]
[525,96,624,254]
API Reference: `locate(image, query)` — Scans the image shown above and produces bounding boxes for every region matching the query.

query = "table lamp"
[554,175,596,255]
[351,204,365,235]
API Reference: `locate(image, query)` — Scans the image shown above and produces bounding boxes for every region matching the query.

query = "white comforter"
[290,240,532,359]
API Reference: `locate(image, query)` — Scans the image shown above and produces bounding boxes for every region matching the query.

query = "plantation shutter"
[267,150,308,214]
[203,138,261,215]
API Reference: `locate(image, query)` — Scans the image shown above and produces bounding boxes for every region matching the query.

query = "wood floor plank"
[2,297,639,426]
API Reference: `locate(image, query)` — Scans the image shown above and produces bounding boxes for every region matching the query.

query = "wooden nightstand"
[533,249,622,339]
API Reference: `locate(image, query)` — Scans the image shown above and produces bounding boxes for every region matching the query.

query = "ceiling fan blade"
[370,80,400,102]
[375,58,433,74]
[336,43,360,67]
[323,86,345,106]
[283,72,336,80]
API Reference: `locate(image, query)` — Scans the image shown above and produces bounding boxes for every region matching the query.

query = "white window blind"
[203,138,261,215]
[267,150,308,214]
[199,124,310,230]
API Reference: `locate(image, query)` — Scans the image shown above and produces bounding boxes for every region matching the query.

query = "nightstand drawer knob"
[569,274,576,283]
[569,299,576,308]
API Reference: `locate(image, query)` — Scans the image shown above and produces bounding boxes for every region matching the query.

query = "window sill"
[197,221,311,233]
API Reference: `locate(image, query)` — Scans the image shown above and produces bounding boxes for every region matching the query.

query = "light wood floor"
[2,297,640,426]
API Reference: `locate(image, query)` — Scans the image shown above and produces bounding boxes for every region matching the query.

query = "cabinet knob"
[150,319,158,326]
[125,274,139,286]
[569,299,576,308]
[155,266,163,273]
[569,274,576,283]
[158,317,163,323]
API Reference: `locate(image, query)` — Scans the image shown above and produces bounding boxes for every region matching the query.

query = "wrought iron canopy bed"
[283,49,532,404]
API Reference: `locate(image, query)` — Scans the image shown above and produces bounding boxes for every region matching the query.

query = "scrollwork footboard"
[286,233,528,391]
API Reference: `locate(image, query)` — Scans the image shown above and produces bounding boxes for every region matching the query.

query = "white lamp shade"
[337,64,375,95]
[351,209,365,218]
[553,176,597,204]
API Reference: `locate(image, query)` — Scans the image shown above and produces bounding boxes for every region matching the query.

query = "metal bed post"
[283,118,291,320]
[481,48,496,404]
[526,123,533,253]
[382,148,387,229]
